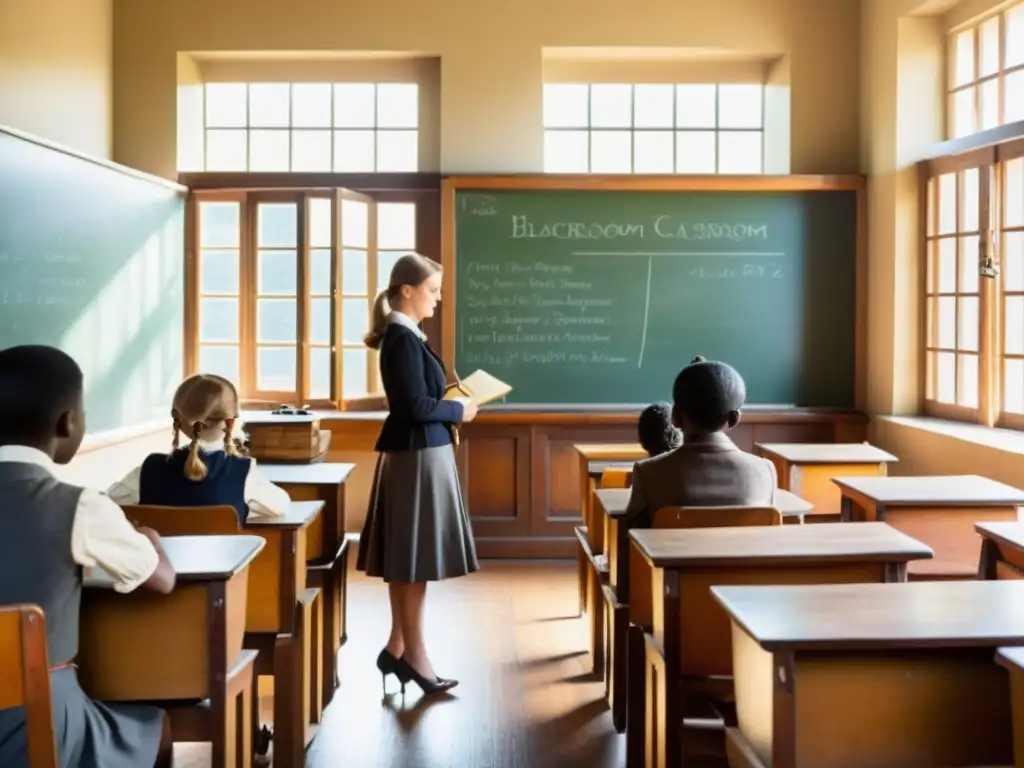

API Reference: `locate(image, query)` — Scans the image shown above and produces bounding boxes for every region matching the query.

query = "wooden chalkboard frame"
[440,174,867,409]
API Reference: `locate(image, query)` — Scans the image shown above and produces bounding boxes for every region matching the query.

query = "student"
[0,345,177,768]
[637,401,682,457]
[625,356,777,526]
[108,373,290,522]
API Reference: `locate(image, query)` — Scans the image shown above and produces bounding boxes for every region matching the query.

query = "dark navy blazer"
[138,449,251,522]
[375,323,465,452]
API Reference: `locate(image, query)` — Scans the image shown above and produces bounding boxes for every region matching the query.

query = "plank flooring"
[176,560,624,767]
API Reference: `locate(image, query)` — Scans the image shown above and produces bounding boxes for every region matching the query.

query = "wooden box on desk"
[244,414,331,463]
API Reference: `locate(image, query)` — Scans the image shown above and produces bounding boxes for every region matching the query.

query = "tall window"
[948,3,1024,138]
[1003,157,1024,426]
[195,83,419,172]
[192,191,417,405]
[542,83,764,174]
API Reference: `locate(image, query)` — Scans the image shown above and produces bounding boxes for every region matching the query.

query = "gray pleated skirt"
[0,666,164,768]
[357,444,479,583]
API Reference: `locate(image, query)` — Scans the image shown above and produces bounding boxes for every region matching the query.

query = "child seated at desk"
[625,356,777,526]
[0,345,177,768]
[637,402,682,457]
[108,373,290,522]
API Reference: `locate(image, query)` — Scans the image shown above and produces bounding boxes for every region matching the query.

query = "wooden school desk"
[978,521,1024,580]
[712,580,1024,768]
[996,646,1024,768]
[834,474,1024,579]
[79,535,264,768]
[755,442,898,519]
[630,523,932,768]
[261,461,355,705]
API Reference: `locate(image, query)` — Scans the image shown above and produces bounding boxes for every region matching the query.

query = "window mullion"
[979,163,997,426]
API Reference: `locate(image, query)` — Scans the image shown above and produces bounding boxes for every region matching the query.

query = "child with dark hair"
[0,345,177,768]
[637,402,682,457]
[625,355,777,525]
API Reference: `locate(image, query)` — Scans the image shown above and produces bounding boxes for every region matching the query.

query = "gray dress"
[0,461,164,768]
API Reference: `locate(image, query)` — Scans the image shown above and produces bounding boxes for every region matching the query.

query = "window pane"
[676,84,716,128]
[634,84,674,128]
[959,354,979,407]
[257,250,297,295]
[954,30,975,87]
[376,130,418,171]
[248,83,290,128]
[199,346,239,384]
[377,84,418,128]
[292,83,332,128]
[958,296,979,351]
[249,129,290,171]
[590,131,632,173]
[199,203,240,248]
[342,348,368,398]
[1008,71,1024,123]
[1006,359,1024,414]
[205,84,247,128]
[257,346,296,392]
[979,17,1000,77]
[543,84,589,128]
[310,346,332,400]
[291,130,331,171]
[938,174,957,235]
[590,84,632,128]
[953,89,975,138]
[342,298,369,344]
[378,251,403,293]
[676,131,716,173]
[926,296,936,345]
[938,296,956,348]
[718,84,762,129]
[979,79,999,131]
[1006,232,1024,291]
[205,130,248,171]
[309,198,332,249]
[718,131,763,174]
[342,249,368,295]
[311,249,332,295]
[1007,296,1024,354]
[938,238,956,293]
[959,235,979,294]
[341,200,368,248]
[200,250,239,294]
[200,299,238,342]
[544,130,588,172]
[961,169,979,232]
[333,130,375,172]
[334,84,376,128]
[1009,4,1024,68]
[633,131,674,173]
[1006,159,1024,228]
[258,204,297,248]
[257,299,296,343]
[937,351,956,403]
[378,203,416,250]
[927,242,936,294]
[311,297,332,345]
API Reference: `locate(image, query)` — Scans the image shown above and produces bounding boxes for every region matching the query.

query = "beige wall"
[0,0,112,157]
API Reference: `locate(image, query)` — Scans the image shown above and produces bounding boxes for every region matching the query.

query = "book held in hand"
[444,370,512,406]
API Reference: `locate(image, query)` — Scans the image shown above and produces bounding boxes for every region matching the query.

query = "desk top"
[976,521,1024,550]
[260,462,355,485]
[630,521,932,568]
[831,474,1024,506]
[244,500,323,529]
[84,535,265,587]
[711,580,1024,651]
[594,487,813,519]
[574,443,647,461]
[756,442,898,464]
[997,646,1024,672]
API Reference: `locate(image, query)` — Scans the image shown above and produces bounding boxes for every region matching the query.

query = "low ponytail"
[364,289,391,351]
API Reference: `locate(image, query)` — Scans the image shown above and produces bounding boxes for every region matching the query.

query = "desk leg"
[588,565,604,676]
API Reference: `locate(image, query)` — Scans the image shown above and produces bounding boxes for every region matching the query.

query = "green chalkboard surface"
[0,128,185,434]
[453,186,858,406]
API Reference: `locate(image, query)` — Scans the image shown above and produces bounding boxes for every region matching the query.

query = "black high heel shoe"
[393,657,458,695]
[376,649,399,694]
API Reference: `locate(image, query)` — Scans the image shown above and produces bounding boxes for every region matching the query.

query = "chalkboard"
[452,186,858,406]
[0,128,185,434]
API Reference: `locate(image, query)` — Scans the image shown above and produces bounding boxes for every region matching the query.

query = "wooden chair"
[599,466,632,489]
[0,604,56,768]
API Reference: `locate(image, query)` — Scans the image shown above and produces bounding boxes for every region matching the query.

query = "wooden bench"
[0,604,56,767]
[80,535,262,768]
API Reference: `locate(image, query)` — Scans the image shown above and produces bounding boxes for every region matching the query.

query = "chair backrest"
[0,605,57,768]
[121,504,242,536]
[652,505,782,528]
[599,467,632,489]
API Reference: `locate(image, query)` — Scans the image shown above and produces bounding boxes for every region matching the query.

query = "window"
[191,191,418,406]
[948,3,1024,139]
[1002,157,1024,426]
[542,83,764,174]
[193,83,419,172]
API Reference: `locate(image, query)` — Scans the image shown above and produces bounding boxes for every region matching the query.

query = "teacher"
[357,252,479,696]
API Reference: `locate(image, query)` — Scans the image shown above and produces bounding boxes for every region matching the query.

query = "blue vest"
[139,448,251,522]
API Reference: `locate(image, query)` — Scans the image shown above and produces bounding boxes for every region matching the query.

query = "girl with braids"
[107,373,290,523]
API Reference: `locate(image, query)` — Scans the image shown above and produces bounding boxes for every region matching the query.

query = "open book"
[444,369,512,406]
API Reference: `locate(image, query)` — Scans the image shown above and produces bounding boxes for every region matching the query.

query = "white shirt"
[0,445,159,594]
[388,310,427,340]
[106,438,291,521]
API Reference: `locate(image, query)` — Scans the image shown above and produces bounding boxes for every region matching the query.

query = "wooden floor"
[177,560,624,767]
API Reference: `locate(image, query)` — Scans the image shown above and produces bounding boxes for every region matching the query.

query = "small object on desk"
[272,403,311,416]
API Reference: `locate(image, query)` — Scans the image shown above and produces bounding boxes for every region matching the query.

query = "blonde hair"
[170,373,245,481]
[364,253,443,350]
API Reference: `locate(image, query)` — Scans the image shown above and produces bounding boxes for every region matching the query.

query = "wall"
[0,0,112,157]
[111,0,861,179]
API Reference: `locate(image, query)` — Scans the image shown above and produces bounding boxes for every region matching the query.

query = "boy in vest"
[0,344,177,768]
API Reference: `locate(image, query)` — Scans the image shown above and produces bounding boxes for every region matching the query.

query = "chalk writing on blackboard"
[460,194,498,216]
